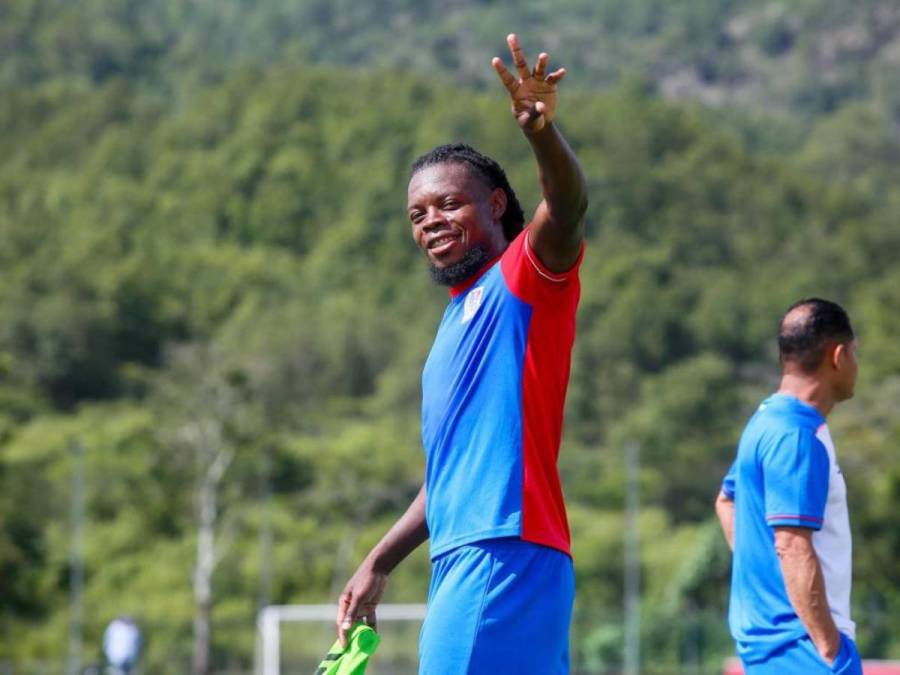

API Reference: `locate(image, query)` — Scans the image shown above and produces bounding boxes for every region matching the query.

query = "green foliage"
[5,0,900,128]
[2,3,900,672]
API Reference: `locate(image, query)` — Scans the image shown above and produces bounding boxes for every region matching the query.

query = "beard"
[428,245,492,286]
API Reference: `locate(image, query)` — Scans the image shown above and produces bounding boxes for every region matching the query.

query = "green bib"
[314,623,380,675]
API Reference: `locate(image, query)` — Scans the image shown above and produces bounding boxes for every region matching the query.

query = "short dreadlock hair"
[410,143,525,242]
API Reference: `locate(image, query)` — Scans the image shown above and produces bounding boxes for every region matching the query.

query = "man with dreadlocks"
[336,34,587,674]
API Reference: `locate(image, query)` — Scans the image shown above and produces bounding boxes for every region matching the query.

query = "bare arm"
[492,34,587,272]
[715,491,735,551]
[336,484,428,645]
[525,125,587,271]
[774,527,841,663]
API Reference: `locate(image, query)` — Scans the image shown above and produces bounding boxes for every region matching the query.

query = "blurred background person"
[102,616,142,675]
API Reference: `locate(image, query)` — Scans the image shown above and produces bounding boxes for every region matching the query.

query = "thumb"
[517,103,546,131]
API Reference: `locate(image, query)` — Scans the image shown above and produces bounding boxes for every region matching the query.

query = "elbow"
[574,193,588,224]
[556,193,588,229]
[773,536,791,561]
[564,195,588,239]
[773,527,815,562]
[714,491,732,513]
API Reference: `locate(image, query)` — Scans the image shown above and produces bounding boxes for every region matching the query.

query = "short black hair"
[778,298,855,372]
[410,143,525,242]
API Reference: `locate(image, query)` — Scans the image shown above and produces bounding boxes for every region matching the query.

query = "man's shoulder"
[499,225,582,303]
[751,396,822,432]
[740,404,821,458]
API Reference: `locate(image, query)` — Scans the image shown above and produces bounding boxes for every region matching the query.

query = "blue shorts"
[418,538,574,675]
[743,633,862,674]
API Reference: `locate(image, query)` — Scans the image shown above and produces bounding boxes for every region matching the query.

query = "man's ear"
[831,342,846,370]
[490,187,508,223]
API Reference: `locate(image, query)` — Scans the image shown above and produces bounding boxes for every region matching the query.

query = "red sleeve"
[500,226,584,305]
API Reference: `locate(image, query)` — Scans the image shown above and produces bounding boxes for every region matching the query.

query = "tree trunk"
[193,479,216,675]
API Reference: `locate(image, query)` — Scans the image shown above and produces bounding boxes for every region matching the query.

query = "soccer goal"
[255,604,427,675]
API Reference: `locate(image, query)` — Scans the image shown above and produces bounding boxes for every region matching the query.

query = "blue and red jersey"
[421,226,583,559]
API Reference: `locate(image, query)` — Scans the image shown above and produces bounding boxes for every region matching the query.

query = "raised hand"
[492,33,567,134]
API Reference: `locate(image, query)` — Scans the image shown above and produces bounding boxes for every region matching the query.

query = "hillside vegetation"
[1,2,899,673]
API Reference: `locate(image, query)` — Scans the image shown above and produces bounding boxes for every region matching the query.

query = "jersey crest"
[462,286,484,324]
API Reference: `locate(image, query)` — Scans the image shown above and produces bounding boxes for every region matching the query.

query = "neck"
[777,372,835,418]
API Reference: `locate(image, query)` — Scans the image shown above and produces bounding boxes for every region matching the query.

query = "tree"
[155,344,256,675]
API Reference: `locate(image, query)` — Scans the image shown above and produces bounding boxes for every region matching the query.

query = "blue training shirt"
[725,393,835,663]
[421,227,582,559]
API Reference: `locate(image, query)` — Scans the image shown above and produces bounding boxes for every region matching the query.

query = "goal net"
[255,604,427,675]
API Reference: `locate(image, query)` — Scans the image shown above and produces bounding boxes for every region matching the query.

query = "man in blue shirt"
[334,34,588,674]
[716,298,862,674]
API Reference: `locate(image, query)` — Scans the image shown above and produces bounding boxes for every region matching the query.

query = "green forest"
[1,1,898,673]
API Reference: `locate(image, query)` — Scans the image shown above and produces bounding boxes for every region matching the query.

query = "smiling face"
[407,162,508,283]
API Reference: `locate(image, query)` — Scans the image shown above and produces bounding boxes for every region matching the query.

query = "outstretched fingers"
[492,57,518,93]
[546,68,567,86]
[533,52,549,80]
[507,33,530,79]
